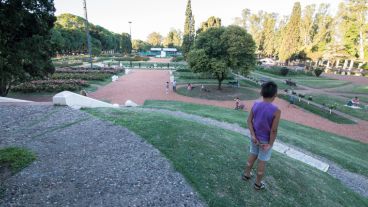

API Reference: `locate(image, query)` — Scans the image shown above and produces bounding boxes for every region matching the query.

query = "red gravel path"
[90,70,368,143]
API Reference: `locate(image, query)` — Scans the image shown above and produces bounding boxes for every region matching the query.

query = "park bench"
[227,80,239,88]
[285,79,297,86]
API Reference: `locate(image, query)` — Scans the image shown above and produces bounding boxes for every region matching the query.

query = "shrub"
[280,67,289,76]
[172,56,185,62]
[52,73,111,81]
[12,80,89,93]
[314,68,323,77]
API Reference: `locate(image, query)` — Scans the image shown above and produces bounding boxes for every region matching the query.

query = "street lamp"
[128,21,132,54]
[83,0,92,69]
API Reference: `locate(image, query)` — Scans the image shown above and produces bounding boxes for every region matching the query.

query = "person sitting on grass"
[234,97,245,110]
[242,81,281,190]
[352,97,360,107]
[187,83,192,91]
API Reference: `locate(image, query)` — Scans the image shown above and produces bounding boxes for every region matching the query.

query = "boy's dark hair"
[261,81,278,98]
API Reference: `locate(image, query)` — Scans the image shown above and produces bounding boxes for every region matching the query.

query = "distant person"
[187,83,192,91]
[352,97,360,107]
[288,90,296,108]
[165,81,169,94]
[80,90,87,96]
[242,81,281,190]
[234,97,244,110]
[172,80,177,92]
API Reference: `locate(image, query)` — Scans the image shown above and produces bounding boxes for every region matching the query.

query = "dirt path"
[90,70,368,143]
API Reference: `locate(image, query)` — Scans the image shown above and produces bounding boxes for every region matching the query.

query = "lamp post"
[83,0,92,69]
[128,21,132,54]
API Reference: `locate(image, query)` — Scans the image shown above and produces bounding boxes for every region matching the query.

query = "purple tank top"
[251,101,278,143]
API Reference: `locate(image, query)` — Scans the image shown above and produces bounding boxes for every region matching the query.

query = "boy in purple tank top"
[242,81,281,190]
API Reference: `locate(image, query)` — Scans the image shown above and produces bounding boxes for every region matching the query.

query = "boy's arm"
[247,109,258,143]
[269,109,281,146]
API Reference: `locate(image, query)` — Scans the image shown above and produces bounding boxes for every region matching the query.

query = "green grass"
[308,94,368,121]
[331,84,368,94]
[176,85,260,101]
[85,108,367,206]
[250,72,302,90]
[278,94,355,124]
[0,147,36,174]
[295,79,351,89]
[143,100,368,177]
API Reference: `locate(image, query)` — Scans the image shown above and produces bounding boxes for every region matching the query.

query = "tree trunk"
[359,30,364,61]
[343,60,348,69]
[335,59,340,68]
[349,60,354,70]
[218,80,222,90]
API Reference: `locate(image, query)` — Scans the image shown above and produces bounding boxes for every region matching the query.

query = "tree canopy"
[187,26,256,90]
[51,13,131,55]
[0,0,56,96]
[147,32,163,47]
[233,0,368,63]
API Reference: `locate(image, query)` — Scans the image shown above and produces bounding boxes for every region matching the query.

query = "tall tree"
[0,0,56,96]
[233,9,251,29]
[182,0,195,58]
[147,32,163,47]
[261,13,277,57]
[343,0,368,60]
[278,2,302,63]
[187,26,256,90]
[120,33,132,54]
[249,11,265,53]
[163,29,182,48]
[197,16,222,34]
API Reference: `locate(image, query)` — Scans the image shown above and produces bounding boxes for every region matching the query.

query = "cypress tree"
[279,2,302,63]
[182,0,195,58]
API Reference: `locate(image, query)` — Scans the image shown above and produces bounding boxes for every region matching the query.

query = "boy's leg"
[255,160,266,186]
[243,154,257,177]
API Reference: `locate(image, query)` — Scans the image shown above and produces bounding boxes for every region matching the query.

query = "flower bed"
[12,80,89,93]
[56,67,124,74]
[52,73,111,81]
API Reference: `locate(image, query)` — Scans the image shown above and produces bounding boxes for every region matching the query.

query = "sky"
[54,0,343,40]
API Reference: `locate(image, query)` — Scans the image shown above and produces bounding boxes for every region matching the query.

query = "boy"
[242,81,281,190]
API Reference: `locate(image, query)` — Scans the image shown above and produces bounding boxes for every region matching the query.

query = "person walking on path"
[242,81,281,190]
[165,81,170,95]
[172,80,177,92]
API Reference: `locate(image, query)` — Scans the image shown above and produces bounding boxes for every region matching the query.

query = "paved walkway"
[0,105,204,206]
[90,70,368,143]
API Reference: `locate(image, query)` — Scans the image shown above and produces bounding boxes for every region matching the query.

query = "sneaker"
[254,182,266,190]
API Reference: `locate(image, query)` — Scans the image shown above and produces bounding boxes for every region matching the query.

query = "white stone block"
[53,91,118,109]
[125,100,138,107]
[0,97,32,103]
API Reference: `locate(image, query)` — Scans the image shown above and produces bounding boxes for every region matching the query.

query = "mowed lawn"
[86,108,368,207]
[307,94,368,121]
[144,100,368,177]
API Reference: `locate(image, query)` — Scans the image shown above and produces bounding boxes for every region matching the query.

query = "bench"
[285,79,297,86]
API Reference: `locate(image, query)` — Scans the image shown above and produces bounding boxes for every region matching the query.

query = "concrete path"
[0,105,204,207]
[90,69,368,143]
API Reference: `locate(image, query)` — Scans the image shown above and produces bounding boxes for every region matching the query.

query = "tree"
[278,2,302,63]
[0,0,56,96]
[120,33,132,54]
[163,29,182,48]
[187,26,256,90]
[261,13,277,57]
[132,40,151,52]
[147,32,163,47]
[182,0,195,58]
[197,16,222,34]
